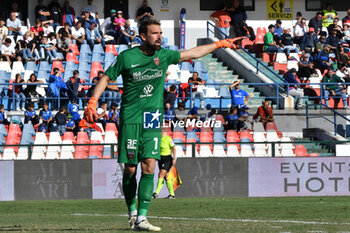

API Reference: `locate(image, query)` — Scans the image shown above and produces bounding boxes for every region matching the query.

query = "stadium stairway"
[292,137,334,157]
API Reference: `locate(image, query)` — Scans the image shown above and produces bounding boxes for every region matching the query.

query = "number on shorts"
[153,137,158,150]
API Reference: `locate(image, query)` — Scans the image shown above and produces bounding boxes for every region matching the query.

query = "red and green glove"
[84,97,98,124]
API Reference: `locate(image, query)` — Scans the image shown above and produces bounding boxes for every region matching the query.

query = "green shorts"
[118,124,161,165]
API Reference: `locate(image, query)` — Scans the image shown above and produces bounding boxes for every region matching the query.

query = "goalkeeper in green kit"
[84,19,242,231]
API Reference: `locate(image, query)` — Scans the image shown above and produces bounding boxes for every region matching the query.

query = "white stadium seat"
[275,53,288,63]
[17,147,29,160]
[32,132,48,160]
[199,145,212,157]
[2,148,16,160]
[0,62,11,72]
[91,131,104,143]
[61,140,75,159]
[241,144,253,157]
[175,145,186,158]
[227,145,239,157]
[213,144,226,157]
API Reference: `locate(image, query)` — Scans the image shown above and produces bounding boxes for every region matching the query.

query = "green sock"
[154,178,164,195]
[122,173,137,213]
[166,178,175,196]
[138,173,154,217]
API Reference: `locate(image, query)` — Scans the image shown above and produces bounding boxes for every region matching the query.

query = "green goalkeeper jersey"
[105,47,181,125]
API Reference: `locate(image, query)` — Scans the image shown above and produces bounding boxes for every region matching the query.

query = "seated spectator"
[238,106,250,131]
[86,22,105,50]
[315,34,327,54]
[298,54,316,82]
[174,102,187,122]
[0,104,9,125]
[55,105,68,135]
[336,65,350,82]
[284,68,304,109]
[136,0,154,24]
[308,12,323,35]
[164,102,175,123]
[57,31,71,57]
[226,107,239,130]
[326,28,341,52]
[10,2,22,21]
[342,9,350,27]
[65,114,76,134]
[164,84,176,111]
[1,38,19,66]
[71,21,86,48]
[16,32,35,62]
[78,118,100,138]
[108,102,119,127]
[114,11,125,37]
[30,19,44,38]
[280,27,299,56]
[39,102,54,131]
[66,70,87,107]
[327,18,342,37]
[8,73,25,111]
[48,0,61,32]
[264,24,282,53]
[300,27,319,55]
[119,20,137,45]
[337,45,349,68]
[68,99,81,132]
[315,44,331,73]
[83,0,98,16]
[6,12,22,39]
[57,22,72,40]
[343,24,350,44]
[229,80,249,114]
[178,82,190,104]
[62,0,75,26]
[322,67,349,109]
[205,109,216,121]
[96,101,108,129]
[188,71,206,109]
[293,12,302,32]
[0,18,8,48]
[78,10,96,30]
[187,106,199,121]
[43,22,54,36]
[48,32,57,47]
[274,19,283,42]
[101,9,118,39]
[210,4,231,39]
[87,71,102,97]
[39,36,58,62]
[104,80,121,109]
[35,0,50,22]
[294,18,308,45]
[24,73,44,105]
[29,31,44,61]
[24,102,39,125]
[253,100,274,129]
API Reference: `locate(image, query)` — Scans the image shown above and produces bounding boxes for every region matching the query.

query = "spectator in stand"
[229,80,249,114]
[178,82,190,104]
[280,27,299,57]
[43,22,54,36]
[164,85,176,111]
[62,0,75,26]
[119,20,137,45]
[188,71,206,109]
[227,0,247,37]
[66,70,87,107]
[104,80,121,109]
[48,0,61,32]
[308,12,323,35]
[96,101,108,129]
[293,12,302,33]
[205,109,216,121]
[16,32,35,62]
[284,68,304,109]
[187,106,199,122]
[336,65,350,82]
[57,22,72,40]
[24,73,44,104]
[164,102,175,124]
[114,11,126,39]
[68,99,81,132]
[49,68,68,108]
[0,104,9,125]
[1,38,19,66]
[65,114,76,133]
[300,27,319,55]
[0,18,8,48]
[316,34,327,54]
[30,19,44,38]
[108,102,119,126]
[298,54,316,83]
[294,18,308,45]
[86,22,105,50]
[253,100,274,129]
[316,44,331,73]
[35,0,50,22]
[71,21,86,48]
[343,25,350,44]
[322,67,349,109]
[87,71,102,97]
[83,0,98,16]
[39,102,54,131]
[342,9,350,27]
[327,18,342,37]
[226,107,239,130]
[210,4,231,39]
[10,2,22,21]
[78,11,97,30]
[238,106,250,131]
[48,32,57,47]
[55,105,68,135]
[39,36,58,62]
[136,0,154,24]
[101,9,118,39]
[29,30,44,61]
[24,102,39,125]
[337,45,349,68]
[274,19,283,41]
[264,24,282,53]
[326,28,341,53]
[174,102,187,122]
[57,31,71,57]
[6,12,22,39]
[322,2,337,30]
[8,73,25,111]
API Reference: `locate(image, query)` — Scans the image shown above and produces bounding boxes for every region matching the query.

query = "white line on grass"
[71,214,350,226]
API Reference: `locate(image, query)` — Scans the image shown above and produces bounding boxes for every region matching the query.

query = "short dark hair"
[73,70,79,75]
[101,101,107,106]
[4,38,11,44]
[268,24,275,29]
[43,102,48,106]
[60,106,67,112]
[296,11,302,17]
[28,102,35,108]
[53,68,60,73]
[169,85,176,92]
[64,22,70,26]
[98,71,104,75]
[0,104,4,109]
[139,19,161,36]
[316,11,322,16]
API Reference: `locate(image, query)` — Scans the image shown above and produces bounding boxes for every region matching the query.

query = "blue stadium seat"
[38,61,51,71]
[214,132,226,142]
[23,124,36,136]
[92,53,103,62]
[80,44,92,55]
[104,61,113,70]
[93,44,104,54]
[180,62,192,71]
[219,87,231,98]
[118,44,128,54]
[11,116,22,124]
[78,70,89,80]
[0,134,5,153]
[187,131,199,142]
[79,53,92,62]
[78,61,91,71]
[207,78,219,90]
[116,75,123,87]
[56,52,65,60]
[0,124,7,136]
[213,122,224,132]
[194,62,208,73]
[25,61,38,72]
[37,70,49,81]
[0,71,9,82]
[173,123,185,132]
[104,53,116,62]
[64,70,73,81]
[65,61,77,71]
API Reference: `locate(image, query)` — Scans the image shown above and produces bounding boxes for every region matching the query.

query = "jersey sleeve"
[164,49,181,66]
[243,90,249,97]
[105,53,124,81]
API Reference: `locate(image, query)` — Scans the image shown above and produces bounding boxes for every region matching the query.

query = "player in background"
[84,19,242,231]
[152,130,176,199]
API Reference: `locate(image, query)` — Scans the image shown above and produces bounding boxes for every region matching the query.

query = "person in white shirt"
[1,38,19,65]
[0,18,8,48]
[96,101,108,129]
[71,21,86,47]
[6,12,23,39]
[43,22,54,36]
[294,18,309,45]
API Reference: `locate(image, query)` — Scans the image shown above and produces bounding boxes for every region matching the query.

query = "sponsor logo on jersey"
[140,84,154,98]
[127,139,137,150]
[132,68,163,81]
[143,110,161,129]
[154,57,159,66]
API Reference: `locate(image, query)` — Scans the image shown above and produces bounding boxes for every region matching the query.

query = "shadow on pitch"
[0,225,130,232]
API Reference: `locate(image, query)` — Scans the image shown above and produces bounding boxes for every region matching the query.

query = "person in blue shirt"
[39,102,54,131]
[164,102,175,123]
[49,68,68,109]
[229,80,249,114]
[24,102,39,125]
[0,104,9,125]
[55,105,68,136]
[284,68,304,109]
[237,106,250,131]
[68,100,81,133]
[108,102,119,127]
[274,19,283,41]
[65,114,76,134]
[226,107,239,130]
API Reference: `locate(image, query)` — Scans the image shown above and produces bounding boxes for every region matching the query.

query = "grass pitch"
[1,197,350,232]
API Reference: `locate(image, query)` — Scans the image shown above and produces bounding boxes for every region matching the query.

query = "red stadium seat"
[199,132,213,142]
[51,61,64,74]
[256,27,267,36]
[215,114,225,125]
[240,130,252,140]
[254,34,265,44]
[227,130,239,142]
[295,145,308,157]
[89,69,99,80]
[105,123,118,133]
[70,43,80,55]
[266,122,278,132]
[105,44,118,56]
[309,153,319,157]
[66,52,79,64]
[91,62,103,72]
[89,140,103,159]
[173,131,186,142]
[77,132,90,144]
[9,124,22,137]
[63,132,75,143]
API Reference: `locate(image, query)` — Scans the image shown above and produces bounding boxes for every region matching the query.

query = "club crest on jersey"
[128,151,135,160]
[143,110,161,129]
[154,57,159,66]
